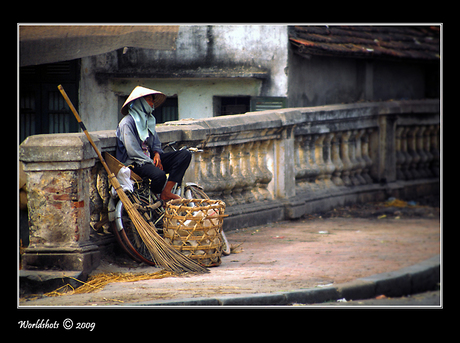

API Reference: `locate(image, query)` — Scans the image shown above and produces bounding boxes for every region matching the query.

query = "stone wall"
[19,99,440,274]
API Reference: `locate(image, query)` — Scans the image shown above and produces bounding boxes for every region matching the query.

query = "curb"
[124,254,440,306]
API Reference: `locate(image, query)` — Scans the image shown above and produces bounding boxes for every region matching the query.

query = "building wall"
[79,56,119,132]
[288,52,367,107]
[288,50,431,108]
[79,25,289,131]
[372,59,426,101]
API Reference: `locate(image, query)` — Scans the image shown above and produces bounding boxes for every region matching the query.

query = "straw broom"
[57,85,208,274]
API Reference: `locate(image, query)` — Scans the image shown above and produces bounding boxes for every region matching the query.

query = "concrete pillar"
[268,125,296,199]
[19,133,100,276]
[374,114,398,183]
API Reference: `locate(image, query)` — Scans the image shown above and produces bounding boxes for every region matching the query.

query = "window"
[19,60,80,143]
[213,96,251,116]
[213,96,287,116]
[250,97,287,111]
[154,96,178,123]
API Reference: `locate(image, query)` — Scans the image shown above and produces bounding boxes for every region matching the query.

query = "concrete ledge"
[224,201,285,231]
[22,243,100,278]
[223,178,439,231]
[285,178,439,221]
[19,270,85,295]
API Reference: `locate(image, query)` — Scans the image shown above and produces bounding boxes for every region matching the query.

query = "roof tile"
[289,26,440,61]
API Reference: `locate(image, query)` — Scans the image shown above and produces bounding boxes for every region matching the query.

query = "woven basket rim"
[166,198,226,210]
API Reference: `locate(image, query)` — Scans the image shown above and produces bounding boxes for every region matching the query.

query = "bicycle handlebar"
[162,141,203,153]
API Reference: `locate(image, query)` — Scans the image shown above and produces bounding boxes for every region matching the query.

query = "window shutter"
[250,97,287,111]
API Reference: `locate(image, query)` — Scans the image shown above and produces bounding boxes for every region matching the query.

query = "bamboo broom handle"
[57,85,117,183]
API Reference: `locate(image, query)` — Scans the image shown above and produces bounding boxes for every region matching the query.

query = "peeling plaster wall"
[79,25,289,131]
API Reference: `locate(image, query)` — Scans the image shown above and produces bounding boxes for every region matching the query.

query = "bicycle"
[108,141,231,266]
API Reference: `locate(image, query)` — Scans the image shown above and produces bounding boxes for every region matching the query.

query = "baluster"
[340,131,353,186]
[250,141,267,201]
[323,132,336,189]
[211,146,225,199]
[430,125,440,177]
[298,135,314,192]
[313,134,327,189]
[258,139,274,200]
[306,134,320,190]
[200,148,222,198]
[229,144,246,204]
[361,128,374,184]
[240,142,256,203]
[416,126,428,178]
[423,125,434,178]
[348,130,361,186]
[354,129,367,185]
[294,135,307,191]
[395,126,406,180]
[194,151,206,188]
[331,132,344,187]
[299,135,318,191]
[400,127,413,180]
[407,126,421,179]
[220,145,237,206]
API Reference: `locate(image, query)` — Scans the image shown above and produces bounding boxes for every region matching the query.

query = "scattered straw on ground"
[384,198,410,207]
[44,270,175,297]
[230,243,244,254]
[35,243,243,299]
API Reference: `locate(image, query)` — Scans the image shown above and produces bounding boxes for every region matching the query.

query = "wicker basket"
[163,199,227,267]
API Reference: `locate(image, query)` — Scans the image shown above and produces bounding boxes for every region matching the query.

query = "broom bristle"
[113,177,209,274]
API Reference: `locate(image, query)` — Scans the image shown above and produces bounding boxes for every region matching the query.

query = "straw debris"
[44,270,175,297]
[230,243,244,254]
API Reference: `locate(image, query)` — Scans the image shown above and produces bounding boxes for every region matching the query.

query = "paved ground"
[20,196,440,306]
[305,290,440,306]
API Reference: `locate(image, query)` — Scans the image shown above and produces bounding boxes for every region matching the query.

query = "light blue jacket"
[115,115,163,166]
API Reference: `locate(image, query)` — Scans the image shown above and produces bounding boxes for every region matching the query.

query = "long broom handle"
[57,85,113,178]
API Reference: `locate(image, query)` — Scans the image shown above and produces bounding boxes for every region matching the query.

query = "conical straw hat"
[121,86,167,115]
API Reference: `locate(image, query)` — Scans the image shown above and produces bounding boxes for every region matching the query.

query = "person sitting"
[115,86,191,201]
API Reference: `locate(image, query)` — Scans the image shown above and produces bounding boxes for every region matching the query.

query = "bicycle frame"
[164,142,204,197]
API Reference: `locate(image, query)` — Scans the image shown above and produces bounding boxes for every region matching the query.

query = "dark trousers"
[131,150,192,194]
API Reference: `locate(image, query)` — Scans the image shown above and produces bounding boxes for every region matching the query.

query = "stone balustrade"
[19,99,440,274]
[395,124,440,180]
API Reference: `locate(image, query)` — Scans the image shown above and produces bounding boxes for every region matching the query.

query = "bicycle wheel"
[111,218,143,263]
[115,191,164,266]
[184,185,231,256]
